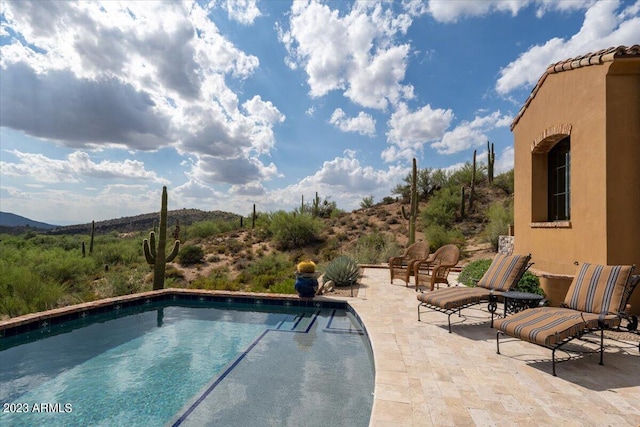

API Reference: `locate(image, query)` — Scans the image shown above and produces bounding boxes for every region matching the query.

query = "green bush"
[178,245,205,265]
[269,211,323,250]
[349,232,401,264]
[186,219,237,239]
[493,169,514,195]
[423,224,464,252]
[457,259,493,286]
[483,200,513,251]
[420,187,459,229]
[360,195,374,209]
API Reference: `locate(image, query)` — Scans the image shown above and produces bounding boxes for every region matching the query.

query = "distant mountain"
[0,212,58,229]
[48,209,241,235]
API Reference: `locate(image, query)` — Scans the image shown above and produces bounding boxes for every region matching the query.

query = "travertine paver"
[347,267,640,427]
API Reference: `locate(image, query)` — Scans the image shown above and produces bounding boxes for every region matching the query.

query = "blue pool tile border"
[0,291,350,339]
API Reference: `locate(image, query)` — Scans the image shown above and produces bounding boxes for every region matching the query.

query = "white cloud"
[0,1,282,187]
[431,111,512,155]
[427,0,527,23]
[329,109,376,137]
[219,0,262,25]
[384,103,454,161]
[0,150,167,184]
[496,1,639,94]
[264,150,407,211]
[279,1,422,110]
[494,146,515,174]
[426,0,596,23]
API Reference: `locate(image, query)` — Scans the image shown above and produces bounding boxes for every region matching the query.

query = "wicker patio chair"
[413,244,460,292]
[417,253,532,332]
[495,264,638,376]
[389,241,430,287]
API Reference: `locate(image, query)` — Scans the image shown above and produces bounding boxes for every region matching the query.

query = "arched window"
[547,137,570,221]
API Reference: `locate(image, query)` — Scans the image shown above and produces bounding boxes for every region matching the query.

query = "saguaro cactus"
[469,150,477,212]
[487,141,495,183]
[143,186,180,290]
[89,220,95,254]
[401,158,418,245]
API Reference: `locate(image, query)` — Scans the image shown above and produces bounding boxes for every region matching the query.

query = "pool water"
[0,302,374,426]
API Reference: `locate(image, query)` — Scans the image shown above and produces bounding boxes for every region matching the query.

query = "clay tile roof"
[510,45,640,130]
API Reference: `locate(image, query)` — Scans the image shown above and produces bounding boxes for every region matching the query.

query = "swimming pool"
[0,297,374,426]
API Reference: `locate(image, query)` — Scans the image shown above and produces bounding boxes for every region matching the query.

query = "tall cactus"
[469,150,477,212]
[143,186,180,290]
[401,158,418,245]
[487,141,495,183]
[89,220,95,254]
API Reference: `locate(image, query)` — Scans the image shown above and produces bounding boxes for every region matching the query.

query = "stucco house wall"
[511,46,640,313]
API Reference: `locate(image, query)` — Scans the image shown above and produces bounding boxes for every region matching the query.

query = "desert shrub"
[94,238,141,265]
[483,200,514,251]
[178,245,205,265]
[190,269,239,291]
[493,169,514,195]
[421,187,459,229]
[360,195,374,209]
[423,225,464,253]
[349,232,401,264]
[447,162,487,188]
[382,196,395,204]
[186,219,237,239]
[244,253,293,280]
[0,261,66,317]
[458,259,493,286]
[269,278,296,294]
[269,211,323,250]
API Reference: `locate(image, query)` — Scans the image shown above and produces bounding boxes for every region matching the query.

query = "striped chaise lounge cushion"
[417,253,530,309]
[494,263,634,346]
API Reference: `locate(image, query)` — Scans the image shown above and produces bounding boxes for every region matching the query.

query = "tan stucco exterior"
[512,47,640,313]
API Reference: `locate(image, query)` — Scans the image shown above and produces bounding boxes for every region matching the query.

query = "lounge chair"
[494,263,638,376]
[389,241,430,287]
[413,244,460,291]
[417,253,532,332]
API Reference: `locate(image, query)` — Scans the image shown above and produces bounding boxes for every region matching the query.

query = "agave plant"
[324,256,360,287]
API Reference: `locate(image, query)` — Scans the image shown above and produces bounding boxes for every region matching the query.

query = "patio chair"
[389,241,430,287]
[494,263,638,376]
[417,253,532,332]
[413,244,460,292]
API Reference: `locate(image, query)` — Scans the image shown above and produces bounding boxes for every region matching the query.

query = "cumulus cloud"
[278,1,424,110]
[221,0,262,25]
[188,155,279,186]
[431,111,512,155]
[265,150,407,211]
[496,1,639,94]
[384,103,454,161]
[329,109,376,137]
[0,150,168,184]
[494,146,515,174]
[0,0,282,187]
[427,0,527,23]
[427,0,595,23]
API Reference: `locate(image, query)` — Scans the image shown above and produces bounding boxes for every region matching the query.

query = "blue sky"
[1,0,638,225]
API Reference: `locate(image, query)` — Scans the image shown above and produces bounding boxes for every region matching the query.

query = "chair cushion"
[417,287,491,310]
[494,307,621,346]
[476,253,530,292]
[563,264,633,315]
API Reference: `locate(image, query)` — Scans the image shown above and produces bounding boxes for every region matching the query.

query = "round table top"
[502,291,544,300]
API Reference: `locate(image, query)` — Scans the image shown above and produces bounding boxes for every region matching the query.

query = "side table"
[502,291,545,316]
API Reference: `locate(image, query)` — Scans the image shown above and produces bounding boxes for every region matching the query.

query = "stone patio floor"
[346,267,640,427]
